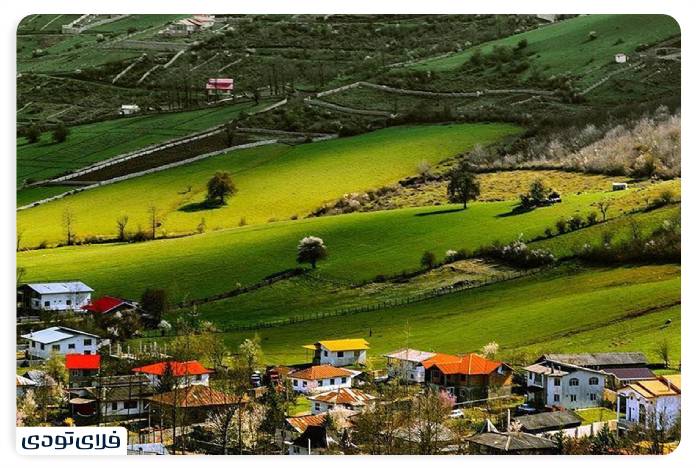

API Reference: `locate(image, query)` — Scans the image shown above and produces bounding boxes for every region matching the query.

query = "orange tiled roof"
[150,385,248,408]
[288,365,353,380]
[423,353,504,375]
[286,413,327,433]
[309,387,376,406]
[132,360,211,377]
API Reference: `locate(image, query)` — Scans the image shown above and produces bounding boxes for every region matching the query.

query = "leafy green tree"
[297,236,328,269]
[46,351,68,387]
[52,124,69,143]
[420,251,437,269]
[447,162,480,209]
[528,178,551,204]
[25,125,41,144]
[157,362,176,393]
[141,288,168,322]
[206,171,237,205]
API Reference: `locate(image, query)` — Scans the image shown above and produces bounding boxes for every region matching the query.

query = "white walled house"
[524,359,606,410]
[18,282,93,312]
[303,339,369,366]
[132,361,212,388]
[618,375,681,430]
[21,327,100,359]
[289,365,355,394]
[615,53,628,63]
[119,104,140,115]
[384,348,436,383]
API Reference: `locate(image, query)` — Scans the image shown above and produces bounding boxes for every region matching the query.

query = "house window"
[111,402,118,411]
[124,400,138,410]
[330,378,335,385]
[40,344,45,350]
[589,377,599,385]
[314,403,320,411]
[84,350,91,355]
[569,378,579,386]
[68,343,75,349]
[66,300,72,306]
[353,351,359,358]
[554,378,561,386]
[570,395,577,402]
[553,394,560,402]
[84,339,92,346]
[32,342,36,348]
[337,351,344,358]
[341,377,347,384]
[44,301,50,307]
[292,379,298,386]
[590,393,597,401]
[323,350,328,357]
[195,375,202,381]
[52,344,60,351]
[302,381,307,387]
[432,370,440,380]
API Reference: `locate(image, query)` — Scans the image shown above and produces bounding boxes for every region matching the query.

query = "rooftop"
[308,388,376,406]
[423,353,506,375]
[132,360,211,377]
[303,338,370,352]
[543,352,647,368]
[150,385,248,408]
[82,296,130,314]
[21,326,100,344]
[467,431,557,451]
[23,281,93,294]
[383,348,437,363]
[16,374,37,387]
[289,365,354,380]
[514,410,583,432]
[623,375,681,399]
[65,353,101,370]
[603,367,656,381]
[286,414,327,433]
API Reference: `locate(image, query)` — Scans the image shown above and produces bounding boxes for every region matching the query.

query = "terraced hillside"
[17,123,521,246]
[17,99,272,185]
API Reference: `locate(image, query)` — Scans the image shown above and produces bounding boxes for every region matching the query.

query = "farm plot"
[18,184,648,303]
[16,100,272,185]
[133,263,680,365]
[17,122,521,246]
[410,15,680,87]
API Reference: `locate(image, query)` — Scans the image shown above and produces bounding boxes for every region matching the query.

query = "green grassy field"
[17,123,521,246]
[16,100,272,185]
[133,263,680,366]
[18,180,659,303]
[411,15,680,85]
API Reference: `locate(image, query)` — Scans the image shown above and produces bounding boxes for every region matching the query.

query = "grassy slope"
[18,183,651,303]
[16,100,272,184]
[135,264,680,365]
[411,15,680,82]
[17,123,521,246]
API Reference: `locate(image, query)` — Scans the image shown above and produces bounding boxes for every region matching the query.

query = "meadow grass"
[17,185,634,303]
[133,263,680,366]
[17,100,272,184]
[411,15,680,84]
[17,123,521,246]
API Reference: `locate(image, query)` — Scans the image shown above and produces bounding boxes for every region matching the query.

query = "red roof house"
[66,353,101,370]
[423,353,513,400]
[132,360,212,387]
[82,296,131,314]
[206,78,234,94]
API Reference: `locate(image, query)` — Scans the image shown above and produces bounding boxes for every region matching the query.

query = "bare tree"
[62,208,76,245]
[116,215,129,241]
[657,339,670,368]
[595,199,613,222]
[17,229,24,251]
[147,204,162,239]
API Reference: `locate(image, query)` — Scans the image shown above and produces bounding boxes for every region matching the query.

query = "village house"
[288,425,335,455]
[615,53,628,63]
[383,348,436,383]
[149,385,248,425]
[23,370,57,389]
[513,410,584,435]
[206,78,234,97]
[524,357,607,409]
[308,387,376,415]
[618,374,681,430]
[132,360,212,388]
[467,420,558,454]
[289,365,356,394]
[18,281,93,313]
[21,326,100,359]
[282,409,355,452]
[303,338,369,366]
[164,15,215,36]
[82,296,137,315]
[423,353,514,401]
[603,367,656,391]
[66,353,101,388]
[69,374,154,421]
[16,374,37,398]
[119,104,140,116]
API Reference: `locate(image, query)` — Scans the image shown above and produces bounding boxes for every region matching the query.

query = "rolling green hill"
[17,123,521,246]
[411,14,680,86]
[17,180,665,304]
[17,100,272,185]
[134,263,680,366]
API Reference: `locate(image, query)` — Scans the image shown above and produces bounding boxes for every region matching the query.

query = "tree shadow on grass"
[415,207,465,217]
[496,206,535,218]
[178,200,225,212]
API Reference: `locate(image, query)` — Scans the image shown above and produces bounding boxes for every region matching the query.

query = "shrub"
[556,218,567,234]
[420,251,437,269]
[587,211,599,225]
[568,214,584,231]
[477,238,555,268]
[516,39,528,50]
[25,125,41,144]
[52,124,69,143]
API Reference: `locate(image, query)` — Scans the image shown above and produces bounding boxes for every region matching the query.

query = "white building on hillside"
[303,339,369,366]
[21,327,100,359]
[289,365,357,394]
[384,348,437,383]
[618,375,681,430]
[18,282,93,312]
